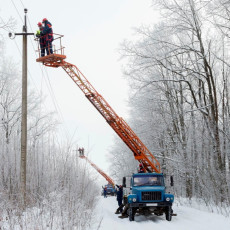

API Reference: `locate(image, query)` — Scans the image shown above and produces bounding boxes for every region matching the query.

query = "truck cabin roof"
[133,173,164,177]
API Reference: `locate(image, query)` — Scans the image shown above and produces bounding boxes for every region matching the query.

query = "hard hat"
[37,22,42,27]
[139,163,142,167]
[42,18,48,22]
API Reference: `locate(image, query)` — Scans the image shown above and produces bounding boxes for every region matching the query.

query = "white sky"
[0,0,158,181]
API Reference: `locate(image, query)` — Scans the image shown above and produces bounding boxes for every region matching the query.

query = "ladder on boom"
[78,148,114,185]
[35,35,161,173]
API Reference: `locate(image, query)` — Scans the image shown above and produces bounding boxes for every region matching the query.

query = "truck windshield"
[133,176,163,186]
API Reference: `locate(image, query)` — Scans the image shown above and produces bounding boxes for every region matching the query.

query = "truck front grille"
[141,191,162,201]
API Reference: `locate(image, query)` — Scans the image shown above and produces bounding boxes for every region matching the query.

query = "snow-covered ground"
[93,196,230,230]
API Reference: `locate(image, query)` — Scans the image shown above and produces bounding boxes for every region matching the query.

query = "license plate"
[146,203,157,206]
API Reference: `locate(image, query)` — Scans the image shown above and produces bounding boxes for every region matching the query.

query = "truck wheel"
[165,207,172,221]
[128,208,135,221]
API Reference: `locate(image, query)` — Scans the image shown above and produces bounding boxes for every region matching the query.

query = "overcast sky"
[1,0,158,183]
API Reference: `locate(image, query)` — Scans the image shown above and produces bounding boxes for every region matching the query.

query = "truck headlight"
[133,198,137,202]
[166,197,170,201]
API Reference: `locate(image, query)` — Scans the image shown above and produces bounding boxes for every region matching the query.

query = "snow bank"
[92,196,230,230]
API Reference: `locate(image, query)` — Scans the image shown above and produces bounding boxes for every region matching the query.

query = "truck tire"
[165,206,172,221]
[128,208,135,221]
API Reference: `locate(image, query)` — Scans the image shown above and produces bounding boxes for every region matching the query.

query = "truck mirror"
[170,176,174,186]
[122,177,126,188]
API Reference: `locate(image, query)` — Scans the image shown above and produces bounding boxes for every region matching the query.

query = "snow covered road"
[93,196,230,230]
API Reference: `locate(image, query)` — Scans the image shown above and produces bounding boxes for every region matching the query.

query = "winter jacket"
[36,27,45,45]
[116,185,123,201]
[43,21,53,42]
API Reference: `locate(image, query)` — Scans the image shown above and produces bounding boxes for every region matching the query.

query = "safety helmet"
[42,18,48,22]
[139,163,142,167]
[37,22,42,27]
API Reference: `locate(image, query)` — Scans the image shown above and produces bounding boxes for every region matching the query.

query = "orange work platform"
[35,34,161,174]
[35,33,66,67]
[36,54,66,67]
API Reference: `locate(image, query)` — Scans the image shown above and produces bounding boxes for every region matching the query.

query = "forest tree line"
[109,0,230,210]
[0,18,99,229]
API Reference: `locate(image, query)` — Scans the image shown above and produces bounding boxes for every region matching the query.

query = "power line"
[12,38,64,149]
[9,0,71,140]
[13,39,41,93]
[0,16,12,32]
[25,12,71,139]
[19,0,25,8]
[10,0,24,23]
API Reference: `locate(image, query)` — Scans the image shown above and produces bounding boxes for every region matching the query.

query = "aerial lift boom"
[78,148,114,185]
[35,35,161,173]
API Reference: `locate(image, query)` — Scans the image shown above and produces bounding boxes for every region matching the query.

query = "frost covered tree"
[109,0,230,209]
[0,18,100,229]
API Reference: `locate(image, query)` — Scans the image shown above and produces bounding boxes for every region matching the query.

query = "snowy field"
[93,196,230,230]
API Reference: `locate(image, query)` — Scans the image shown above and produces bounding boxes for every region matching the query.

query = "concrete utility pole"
[10,8,34,207]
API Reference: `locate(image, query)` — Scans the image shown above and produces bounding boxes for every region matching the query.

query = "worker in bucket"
[42,18,53,55]
[36,22,45,57]
[115,185,123,214]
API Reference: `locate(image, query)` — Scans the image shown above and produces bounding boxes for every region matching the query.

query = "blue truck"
[101,184,116,196]
[37,36,175,222]
[122,172,175,221]
[106,184,116,196]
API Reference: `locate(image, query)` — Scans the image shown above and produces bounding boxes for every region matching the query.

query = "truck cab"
[101,184,116,196]
[123,173,174,221]
[106,184,116,196]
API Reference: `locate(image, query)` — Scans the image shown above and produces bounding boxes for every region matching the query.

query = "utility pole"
[9,8,34,208]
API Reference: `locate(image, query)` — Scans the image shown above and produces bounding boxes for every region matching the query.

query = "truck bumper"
[129,202,172,208]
